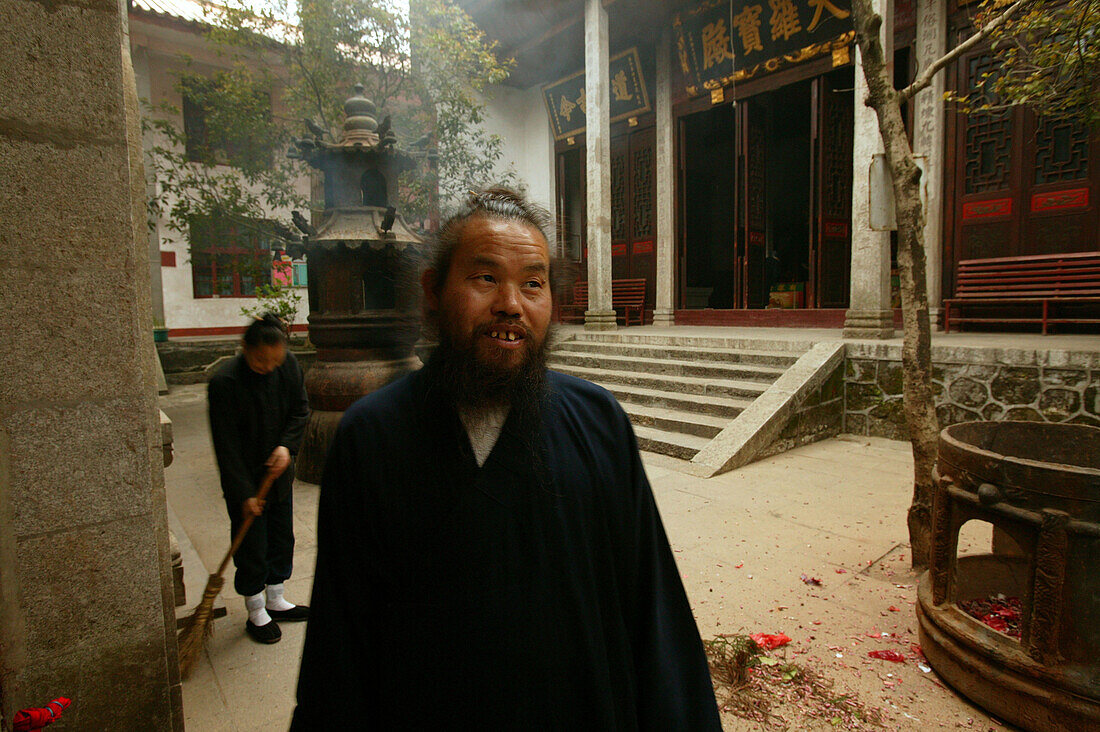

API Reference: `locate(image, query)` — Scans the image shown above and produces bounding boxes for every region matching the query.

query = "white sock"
[245,592,272,626]
[265,583,296,612]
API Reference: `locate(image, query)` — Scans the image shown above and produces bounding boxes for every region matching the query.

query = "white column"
[914,0,947,330]
[583,0,616,330]
[653,29,676,326]
[843,0,895,339]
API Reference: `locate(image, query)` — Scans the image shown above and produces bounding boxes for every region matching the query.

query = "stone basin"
[918,421,1100,731]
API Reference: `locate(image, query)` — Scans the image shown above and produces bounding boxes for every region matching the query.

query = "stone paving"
[162,381,1012,730]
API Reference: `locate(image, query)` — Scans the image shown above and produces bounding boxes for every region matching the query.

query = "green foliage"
[144,0,516,255]
[143,61,306,251]
[953,0,1100,128]
[240,283,304,327]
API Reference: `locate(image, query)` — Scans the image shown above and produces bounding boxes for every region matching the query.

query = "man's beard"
[428,316,552,417]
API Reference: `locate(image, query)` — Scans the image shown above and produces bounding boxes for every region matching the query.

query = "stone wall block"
[870,397,905,426]
[948,377,988,409]
[1041,368,1086,388]
[0,0,125,139]
[1084,385,1100,417]
[3,398,153,537]
[868,415,908,440]
[1003,407,1044,422]
[876,361,904,396]
[990,368,1041,405]
[0,139,132,271]
[982,404,1004,421]
[18,634,174,729]
[1038,388,1080,422]
[1068,414,1100,427]
[845,413,868,435]
[846,359,876,382]
[937,403,982,427]
[964,364,999,380]
[0,269,142,411]
[16,518,163,667]
[846,382,884,411]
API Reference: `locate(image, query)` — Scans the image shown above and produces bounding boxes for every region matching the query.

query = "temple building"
[464,0,1099,335]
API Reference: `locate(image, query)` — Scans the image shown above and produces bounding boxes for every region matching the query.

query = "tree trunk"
[851,0,939,568]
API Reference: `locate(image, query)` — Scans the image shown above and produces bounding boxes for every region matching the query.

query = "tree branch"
[899,0,1031,102]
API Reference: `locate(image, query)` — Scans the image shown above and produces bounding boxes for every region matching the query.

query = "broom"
[178,468,279,677]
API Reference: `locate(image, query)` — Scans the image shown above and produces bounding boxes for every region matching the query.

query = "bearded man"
[291,188,720,730]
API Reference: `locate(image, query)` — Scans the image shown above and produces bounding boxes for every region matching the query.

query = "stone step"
[622,402,729,439]
[551,350,786,383]
[568,331,817,354]
[632,423,710,461]
[594,382,752,419]
[554,339,801,367]
[552,363,770,400]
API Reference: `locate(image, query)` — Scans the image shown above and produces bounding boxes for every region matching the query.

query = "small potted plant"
[153,317,169,343]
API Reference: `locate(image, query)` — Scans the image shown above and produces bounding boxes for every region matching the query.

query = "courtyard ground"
[162,381,1014,731]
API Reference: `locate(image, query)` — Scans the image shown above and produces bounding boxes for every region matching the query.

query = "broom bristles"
[177,573,225,678]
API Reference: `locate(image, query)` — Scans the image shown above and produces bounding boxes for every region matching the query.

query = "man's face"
[425,215,553,380]
[243,342,287,375]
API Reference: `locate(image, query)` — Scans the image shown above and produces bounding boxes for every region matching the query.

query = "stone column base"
[928,306,943,332]
[651,308,675,326]
[843,309,895,339]
[584,310,618,330]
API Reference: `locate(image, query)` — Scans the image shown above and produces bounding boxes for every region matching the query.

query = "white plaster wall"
[131,17,312,334]
[480,85,556,235]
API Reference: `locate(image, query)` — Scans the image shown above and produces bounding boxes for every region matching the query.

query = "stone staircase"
[549,333,806,460]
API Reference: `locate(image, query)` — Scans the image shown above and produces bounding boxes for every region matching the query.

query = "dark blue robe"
[291,366,720,730]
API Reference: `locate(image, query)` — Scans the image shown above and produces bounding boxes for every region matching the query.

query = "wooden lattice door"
[738,100,768,308]
[610,127,657,313]
[812,74,853,308]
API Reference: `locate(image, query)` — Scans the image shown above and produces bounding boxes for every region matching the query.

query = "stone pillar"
[914,0,947,330]
[653,29,676,327]
[0,0,183,727]
[844,0,895,339]
[583,0,616,330]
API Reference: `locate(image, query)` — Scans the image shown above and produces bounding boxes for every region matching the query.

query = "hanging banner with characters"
[674,0,854,96]
[542,48,651,141]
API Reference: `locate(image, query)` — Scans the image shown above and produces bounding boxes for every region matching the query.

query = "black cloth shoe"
[268,605,310,622]
[246,619,282,644]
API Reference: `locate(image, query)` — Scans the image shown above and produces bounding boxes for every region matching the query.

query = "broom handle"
[215,469,280,578]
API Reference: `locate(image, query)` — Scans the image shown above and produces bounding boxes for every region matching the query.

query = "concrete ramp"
[689,342,846,476]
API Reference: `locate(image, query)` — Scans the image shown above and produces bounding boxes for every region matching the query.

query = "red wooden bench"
[943,252,1100,334]
[559,278,647,326]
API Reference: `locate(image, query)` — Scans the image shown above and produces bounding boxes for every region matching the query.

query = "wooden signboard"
[674,0,855,96]
[542,48,651,141]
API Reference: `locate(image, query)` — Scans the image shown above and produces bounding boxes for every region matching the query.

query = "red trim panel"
[962,198,1012,220]
[160,250,177,267]
[823,220,849,238]
[632,240,654,254]
[611,243,628,256]
[1030,188,1089,213]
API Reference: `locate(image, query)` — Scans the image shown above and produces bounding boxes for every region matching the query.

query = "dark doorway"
[764,80,813,308]
[680,104,736,308]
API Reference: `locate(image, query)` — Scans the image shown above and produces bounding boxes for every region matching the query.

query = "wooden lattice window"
[189,213,273,298]
[632,144,654,239]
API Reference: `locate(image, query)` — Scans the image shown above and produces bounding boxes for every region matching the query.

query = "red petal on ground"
[868,650,906,662]
[750,632,793,650]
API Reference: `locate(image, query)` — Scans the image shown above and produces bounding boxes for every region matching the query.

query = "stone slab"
[3,397,155,538]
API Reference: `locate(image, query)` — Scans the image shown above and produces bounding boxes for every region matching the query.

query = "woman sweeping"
[208,313,311,644]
